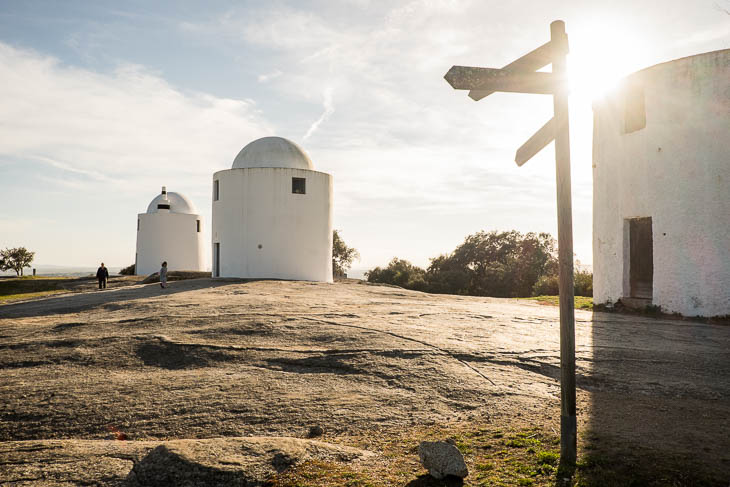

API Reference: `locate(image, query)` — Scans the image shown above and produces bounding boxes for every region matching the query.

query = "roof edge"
[627,48,730,79]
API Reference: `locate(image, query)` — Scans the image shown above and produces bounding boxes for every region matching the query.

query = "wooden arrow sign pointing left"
[469,40,554,101]
[444,66,560,95]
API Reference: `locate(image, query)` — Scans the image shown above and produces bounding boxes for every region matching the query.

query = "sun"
[567,21,650,100]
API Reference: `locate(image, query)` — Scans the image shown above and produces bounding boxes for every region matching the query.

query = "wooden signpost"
[444,20,577,465]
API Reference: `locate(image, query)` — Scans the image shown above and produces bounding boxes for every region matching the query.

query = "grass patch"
[0,276,75,302]
[2,275,63,280]
[0,289,69,302]
[270,421,723,486]
[506,437,540,448]
[536,450,559,466]
[271,425,565,487]
[269,459,378,487]
[520,295,593,310]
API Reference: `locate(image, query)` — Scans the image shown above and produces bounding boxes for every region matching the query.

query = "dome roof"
[146,189,197,214]
[232,136,314,170]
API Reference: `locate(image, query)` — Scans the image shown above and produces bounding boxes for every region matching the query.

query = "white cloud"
[0,42,272,193]
[258,69,283,82]
[0,42,274,267]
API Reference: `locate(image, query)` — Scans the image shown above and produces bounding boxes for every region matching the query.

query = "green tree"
[426,231,557,297]
[332,230,360,277]
[0,247,36,276]
[423,253,470,294]
[364,231,561,297]
[365,258,428,291]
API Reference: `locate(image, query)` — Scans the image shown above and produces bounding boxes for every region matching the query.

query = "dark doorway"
[629,217,653,299]
[214,243,220,277]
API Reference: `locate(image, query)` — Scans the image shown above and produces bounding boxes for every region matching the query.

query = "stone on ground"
[418,440,469,479]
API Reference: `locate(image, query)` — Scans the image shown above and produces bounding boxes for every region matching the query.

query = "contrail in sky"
[303,86,334,142]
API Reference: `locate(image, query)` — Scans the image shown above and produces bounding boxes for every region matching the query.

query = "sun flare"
[567,22,650,100]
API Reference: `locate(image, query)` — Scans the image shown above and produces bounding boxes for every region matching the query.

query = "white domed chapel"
[135,187,205,275]
[211,136,333,282]
[593,49,730,317]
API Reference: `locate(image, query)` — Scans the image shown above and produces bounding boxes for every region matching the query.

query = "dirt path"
[1,279,728,485]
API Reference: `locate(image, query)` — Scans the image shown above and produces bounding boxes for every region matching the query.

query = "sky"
[1,0,728,275]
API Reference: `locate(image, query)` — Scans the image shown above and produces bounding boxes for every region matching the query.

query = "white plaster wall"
[135,212,206,275]
[593,50,730,317]
[211,167,333,282]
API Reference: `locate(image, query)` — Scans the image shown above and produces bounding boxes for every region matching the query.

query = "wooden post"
[443,19,578,467]
[550,20,576,466]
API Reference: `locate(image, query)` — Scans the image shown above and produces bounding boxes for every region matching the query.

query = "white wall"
[593,49,730,317]
[211,167,333,282]
[135,211,206,275]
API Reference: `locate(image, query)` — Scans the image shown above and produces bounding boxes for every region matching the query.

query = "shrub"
[365,258,426,290]
[532,270,593,297]
[574,269,593,297]
[532,274,559,296]
[119,264,135,275]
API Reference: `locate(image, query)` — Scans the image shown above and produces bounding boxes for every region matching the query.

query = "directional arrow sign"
[444,66,560,95]
[443,20,577,466]
[515,117,557,166]
[469,40,554,101]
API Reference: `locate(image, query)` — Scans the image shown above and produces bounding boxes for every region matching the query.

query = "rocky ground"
[0,278,728,485]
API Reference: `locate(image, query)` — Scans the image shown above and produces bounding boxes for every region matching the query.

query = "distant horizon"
[0,264,124,277]
[0,258,593,281]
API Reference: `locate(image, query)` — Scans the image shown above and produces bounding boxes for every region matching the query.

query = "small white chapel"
[135,187,206,275]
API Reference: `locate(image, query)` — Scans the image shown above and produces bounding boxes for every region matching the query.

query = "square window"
[213,180,220,201]
[624,83,646,134]
[292,177,306,194]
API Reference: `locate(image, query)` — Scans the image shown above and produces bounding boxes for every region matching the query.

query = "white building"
[211,137,333,282]
[135,187,205,276]
[593,49,730,317]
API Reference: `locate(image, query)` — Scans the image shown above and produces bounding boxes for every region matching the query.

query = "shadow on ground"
[582,311,730,485]
[135,339,236,370]
[404,474,464,486]
[0,278,237,319]
[125,445,251,486]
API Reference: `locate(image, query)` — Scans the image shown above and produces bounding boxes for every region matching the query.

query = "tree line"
[364,230,592,298]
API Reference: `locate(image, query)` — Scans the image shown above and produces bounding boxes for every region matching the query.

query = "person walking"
[96,263,109,290]
[159,261,168,289]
